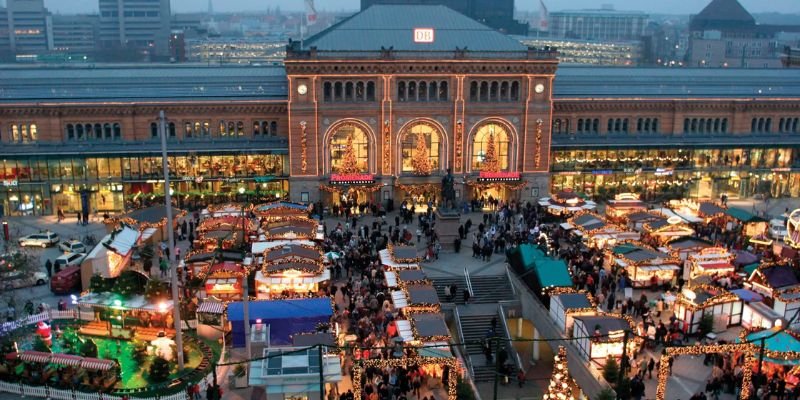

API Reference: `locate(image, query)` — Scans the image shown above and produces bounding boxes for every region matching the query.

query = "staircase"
[432,275,467,304]
[458,311,514,382]
[468,274,516,303]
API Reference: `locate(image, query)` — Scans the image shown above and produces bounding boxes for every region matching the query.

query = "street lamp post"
[160,110,185,370]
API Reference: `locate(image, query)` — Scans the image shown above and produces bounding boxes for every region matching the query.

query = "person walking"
[175,246,181,262]
[45,259,53,278]
[648,357,656,379]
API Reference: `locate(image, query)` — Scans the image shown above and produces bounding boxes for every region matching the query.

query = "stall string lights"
[676,284,740,311]
[300,121,308,173]
[542,346,576,400]
[737,328,800,362]
[535,119,543,169]
[106,208,187,232]
[454,120,463,173]
[261,256,325,274]
[318,183,383,194]
[352,356,459,400]
[383,120,391,174]
[386,243,424,264]
[656,344,756,400]
[545,287,598,308]
[395,183,440,197]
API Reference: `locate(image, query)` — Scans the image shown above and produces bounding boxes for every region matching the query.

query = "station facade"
[0,4,799,216]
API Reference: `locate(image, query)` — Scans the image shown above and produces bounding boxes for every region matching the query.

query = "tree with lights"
[411,132,432,175]
[543,346,576,400]
[339,134,360,174]
[482,130,500,173]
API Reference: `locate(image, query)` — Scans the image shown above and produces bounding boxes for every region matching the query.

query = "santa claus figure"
[36,321,52,346]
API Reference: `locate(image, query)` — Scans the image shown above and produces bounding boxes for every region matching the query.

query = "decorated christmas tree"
[543,346,576,400]
[411,132,432,175]
[339,134,360,174]
[482,130,500,173]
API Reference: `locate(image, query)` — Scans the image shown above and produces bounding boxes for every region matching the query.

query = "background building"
[0,0,52,58]
[549,6,648,42]
[98,0,171,58]
[518,37,642,66]
[687,0,800,68]
[360,0,528,34]
[51,14,98,53]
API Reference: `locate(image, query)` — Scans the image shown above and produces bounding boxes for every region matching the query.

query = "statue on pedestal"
[441,168,456,211]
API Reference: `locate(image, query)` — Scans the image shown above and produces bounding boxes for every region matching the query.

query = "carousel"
[254,243,329,300]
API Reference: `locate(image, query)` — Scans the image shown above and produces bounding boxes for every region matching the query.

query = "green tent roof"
[534,259,573,288]
[743,263,760,276]
[741,330,800,366]
[612,243,642,255]
[725,207,766,223]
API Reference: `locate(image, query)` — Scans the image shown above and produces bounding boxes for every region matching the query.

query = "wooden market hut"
[567,213,640,249]
[107,205,186,243]
[253,202,310,219]
[379,244,422,270]
[605,193,647,219]
[688,247,736,280]
[623,211,666,232]
[9,351,119,390]
[608,243,681,288]
[738,328,800,388]
[572,314,639,366]
[183,249,245,278]
[254,244,329,299]
[674,284,743,333]
[642,218,695,246]
[548,290,598,334]
[748,263,800,299]
[384,269,428,289]
[725,207,768,237]
[203,261,246,301]
[508,244,573,301]
[76,292,175,340]
[391,283,441,312]
[661,237,713,261]
[260,218,322,241]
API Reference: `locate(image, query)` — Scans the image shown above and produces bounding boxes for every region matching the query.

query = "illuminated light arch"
[322,118,378,175]
[656,343,757,400]
[465,117,519,173]
[395,118,450,175]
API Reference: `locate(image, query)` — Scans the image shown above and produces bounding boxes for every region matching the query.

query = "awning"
[255,269,330,285]
[51,354,83,367]
[732,289,763,303]
[726,207,766,223]
[19,351,51,363]
[395,320,414,342]
[197,301,225,314]
[391,290,408,308]
[140,227,158,241]
[637,265,680,272]
[385,271,398,288]
[379,249,418,269]
[697,262,734,271]
[419,342,453,358]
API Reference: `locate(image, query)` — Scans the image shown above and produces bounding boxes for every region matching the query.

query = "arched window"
[698,119,705,133]
[67,124,75,140]
[472,123,511,171]
[418,81,428,102]
[168,122,176,137]
[439,81,448,101]
[94,123,103,140]
[691,119,698,133]
[323,82,332,102]
[592,119,599,133]
[721,118,728,133]
[510,81,520,101]
[489,81,499,101]
[637,118,643,132]
[355,81,365,101]
[150,122,158,138]
[706,119,713,133]
[553,119,562,134]
[479,81,489,101]
[577,119,584,133]
[429,81,438,101]
[344,82,354,101]
[76,124,84,140]
[227,122,235,136]
[237,121,244,136]
[366,81,375,101]
[334,82,343,101]
[780,118,786,132]
[270,121,278,136]
[330,124,370,173]
[408,81,417,100]
[684,119,690,133]
[714,119,720,132]
[185,122,193,137]
[398,81,406,102]
[104,123,112,139]
[84,124,93,139]
[469,81,478,101]
[622,119,628,133]
[500,82,509,101]
[765,118,772,132]
[400,123,441,173]
[608,119,614,132]
[260,121,269,135]
[652,118,659,133]
[751,118,758,132]
[113,123,121,138]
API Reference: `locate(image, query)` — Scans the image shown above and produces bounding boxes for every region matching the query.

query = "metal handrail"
[505,264,517,296]
[464,268,475,297]
[453,306,475,378]
[498,303,524,374]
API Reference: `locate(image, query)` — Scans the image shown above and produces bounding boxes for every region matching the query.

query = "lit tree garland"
[338,134,360,174]
[543,346,576,400]
[482,130,500,173]
[410,132,432,175]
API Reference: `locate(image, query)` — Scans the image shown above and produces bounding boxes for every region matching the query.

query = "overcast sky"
[44,0,799,15]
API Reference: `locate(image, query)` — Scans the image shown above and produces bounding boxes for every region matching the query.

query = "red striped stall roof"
[19,351,51,364]
[51,354,83,366]
[197,301,225,314]
[80,358,116,371]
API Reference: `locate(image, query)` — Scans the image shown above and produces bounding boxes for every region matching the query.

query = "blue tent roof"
[742,330,800,366]
[227,298,333,322]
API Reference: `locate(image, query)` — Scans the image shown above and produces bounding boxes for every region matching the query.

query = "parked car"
[50,266,81,294]
[0,270,48,290]
[769,218,788,241]
[17,232,59,248]
[58,240,87,254]
[54,253,86,270]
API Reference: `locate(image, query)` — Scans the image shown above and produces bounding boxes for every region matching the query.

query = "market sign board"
[478,171,521,182]
[330,174,374,185]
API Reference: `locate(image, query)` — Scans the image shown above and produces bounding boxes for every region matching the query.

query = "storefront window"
[330,124,369,173]
[400,123,441,173]
[471,123,510,171]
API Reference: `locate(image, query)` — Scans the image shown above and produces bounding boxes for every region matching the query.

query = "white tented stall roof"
[140,227,158,241]
[395,320,414,342]
[385,271,399,288]
[391,290,408,308]
[379,249,419,269]
[251,240,316,254]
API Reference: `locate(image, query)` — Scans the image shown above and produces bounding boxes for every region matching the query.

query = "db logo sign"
[413,28,434,43]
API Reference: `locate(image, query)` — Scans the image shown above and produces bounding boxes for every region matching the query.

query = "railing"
[505,264,517,296]
[0,381,191,400]
[0,310,77,335]
[464,268,474,298]
[453,306,474,379]
[498,303,524,374]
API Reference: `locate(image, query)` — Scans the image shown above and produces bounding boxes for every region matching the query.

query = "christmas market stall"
[226,298,333,347]
[76,292,175,341]
[567,212,640,249]
[508,244,573,301]
[737,328,800,388]
[747,263,799,299]
[607,243,681,289]
[688,247,735,280]
[182,249,245,278]
[384,269,428,289]
[254,243,329,299]
[642,217,695,246]
[380,244,422,270]
[660,237,713,261]
[673,284,742,333]
[571,313,640,366]
[80,225,141,291]
[193,215,254,251]
[200,261,246,302]
[201,203,251,218]
[623,211,667,232]
[105,205,186,243]
[548,289,598,334]
[196,300,226,341]
[260,217,323,241]
[605,193,647,219]
[391,283,441,312]
[725,207,768,237]
[539,190,597,216]
[253,201,311,219]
